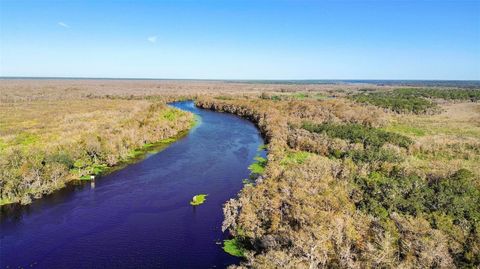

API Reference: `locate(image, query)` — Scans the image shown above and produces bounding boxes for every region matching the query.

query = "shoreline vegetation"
[0,98,195,206]
[1,80,479,268]
[195,87,480,268]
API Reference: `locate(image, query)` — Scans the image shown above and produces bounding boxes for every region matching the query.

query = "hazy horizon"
[1,76,480,82]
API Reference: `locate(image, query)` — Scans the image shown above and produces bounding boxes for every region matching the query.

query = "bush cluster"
[351,88,480,114]
[200,97,480,268]
[302,122,413,149]
[355,168,480,265]
[396,88,480,101]
[352,92,437,114]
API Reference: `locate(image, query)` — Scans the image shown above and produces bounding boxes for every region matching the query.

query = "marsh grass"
[280,151,311,166]
[0,99,194,205]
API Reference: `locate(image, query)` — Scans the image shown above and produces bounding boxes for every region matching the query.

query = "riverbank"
[0,100,195,206]
[196,95,480,268]
[1,100,263,268]
[1,80,478,268]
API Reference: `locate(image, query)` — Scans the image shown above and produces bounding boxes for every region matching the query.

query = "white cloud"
[147,36,157,43]
[58,22,70,28]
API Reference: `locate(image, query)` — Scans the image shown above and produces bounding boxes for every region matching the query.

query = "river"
[0,101,265,268]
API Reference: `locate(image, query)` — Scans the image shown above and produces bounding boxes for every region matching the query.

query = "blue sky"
[0,0,479,80]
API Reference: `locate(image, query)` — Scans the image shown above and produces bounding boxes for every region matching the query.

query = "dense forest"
[197,87,480,268]
[1,80,479,268]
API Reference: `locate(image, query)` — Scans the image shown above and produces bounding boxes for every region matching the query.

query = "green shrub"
[352,92,436,114]
[345,148,402,163]
[355,171,432,219]
[48,152,74,169]
[351,88,480,114]
[395,88,480,101]
[302,122,413,149]
[354,168,480,265]
[356,168,479,223]
[260,92,282,101]
[429,169,480,225]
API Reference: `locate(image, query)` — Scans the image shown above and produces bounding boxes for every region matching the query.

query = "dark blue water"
[0,101,264,269]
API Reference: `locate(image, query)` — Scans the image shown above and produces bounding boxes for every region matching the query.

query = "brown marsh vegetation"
[196,88,480,268]
[1,79,479,268]
[0,83,194,205]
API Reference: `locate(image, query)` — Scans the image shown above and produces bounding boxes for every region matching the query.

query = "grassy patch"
[223,238,245,257]
[161,109,181,121]
[190,194,208,206]
[292,92,308,100]
[260,93,282,101]
[126,138,177,159]
[312,93,327,100]
[14,132,39,146]
[288,92,326,100]
[0,138,7,151]
[281,151,312,166]
[382,122,426,137]
[159,138,176,144]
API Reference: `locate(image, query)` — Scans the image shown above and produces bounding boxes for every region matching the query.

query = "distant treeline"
[352,88,480,114]
[225,80,480,88]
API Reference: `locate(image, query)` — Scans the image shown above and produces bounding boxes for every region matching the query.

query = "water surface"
[0,101,264,268]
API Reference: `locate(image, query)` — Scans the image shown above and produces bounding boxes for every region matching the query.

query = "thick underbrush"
[197,95,480,268]
[0,99,194,205]
[1,81,478,268]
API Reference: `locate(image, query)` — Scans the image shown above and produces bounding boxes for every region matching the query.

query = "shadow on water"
[1,130,189,226]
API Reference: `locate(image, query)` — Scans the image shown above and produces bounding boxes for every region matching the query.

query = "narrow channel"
[0,101,265,268]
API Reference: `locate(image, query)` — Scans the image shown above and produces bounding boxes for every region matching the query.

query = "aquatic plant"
[248,156,267,174]
[222,238,245,257]
[190,194,208,206]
